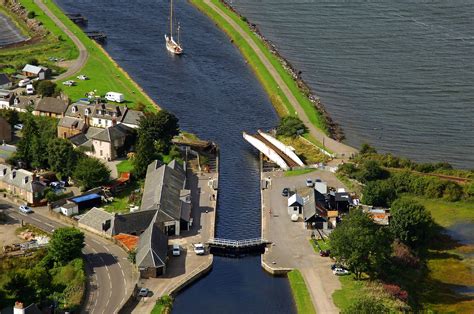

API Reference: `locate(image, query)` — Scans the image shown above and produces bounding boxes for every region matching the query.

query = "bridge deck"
[253,133,299,168]
[207,237,269,248]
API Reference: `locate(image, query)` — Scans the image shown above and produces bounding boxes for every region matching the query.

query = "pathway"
[34,0,88,81]
[203,0,358,158]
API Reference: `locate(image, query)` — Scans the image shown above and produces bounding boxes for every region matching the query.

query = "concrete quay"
[261,169,349,314]
[130,169,218,314]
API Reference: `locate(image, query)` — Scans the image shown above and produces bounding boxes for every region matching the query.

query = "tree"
[73,157,110,190]
[359,143,377,155]
[27,11,36,19]
[133,110,179,177]
[343,297,389,314]
[15,113,38,164]
[26,58,39,66]
[34,80,59,97]
[0,109,19,126]
[47,227,85,265]
[329,208,392,279]
[276,116,307,137]
[47,138,77,177]
[357,160,387,182]
[443,181,463,201]
[4,271,34,304]
[26,266,51,301]
[362,180,397,207]
[390,199,434,252]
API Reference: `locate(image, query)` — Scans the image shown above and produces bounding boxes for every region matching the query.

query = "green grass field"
[190,0,328,134]
[287,270,316,314]
[284,168,316,177]
[116,159,134,174]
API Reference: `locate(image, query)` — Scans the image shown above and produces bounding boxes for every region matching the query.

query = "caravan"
[105,92,124,103]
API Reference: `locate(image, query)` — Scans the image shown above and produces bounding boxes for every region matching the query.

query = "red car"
[319,250,330,257]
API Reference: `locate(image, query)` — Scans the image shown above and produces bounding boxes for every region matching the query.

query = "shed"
[288,193,304,216]
[70,193,102,210]
[60,202,79,216]
[22,64,51,80]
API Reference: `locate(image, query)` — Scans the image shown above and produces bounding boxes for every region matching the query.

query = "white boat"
[165,0,183,55]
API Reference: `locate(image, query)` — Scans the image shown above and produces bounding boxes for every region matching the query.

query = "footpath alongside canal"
[261,169,350,313]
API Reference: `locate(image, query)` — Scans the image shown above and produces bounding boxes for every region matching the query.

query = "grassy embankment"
[332,195,474,312]
[3,0,158,111]
[151,295,173,314]
[190,0,329,139]
[287,270,316,314]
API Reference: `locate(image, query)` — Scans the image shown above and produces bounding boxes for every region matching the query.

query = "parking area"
[262,169,348,314]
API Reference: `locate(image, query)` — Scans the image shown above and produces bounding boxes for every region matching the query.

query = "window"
[100,150,103,156]
[98,119,102,125]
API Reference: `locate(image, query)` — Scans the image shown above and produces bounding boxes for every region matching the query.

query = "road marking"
[45,222,55,228]
[30,216,41,222]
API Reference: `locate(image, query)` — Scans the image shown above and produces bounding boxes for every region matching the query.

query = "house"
[12,301,41,314]
[11,96,38,112]
[136,214,169,278]
[68,127,102,151]
[287,193,304,216]
[59,202,79,216]
[121,109,144,129]
[0,74,12,89]
[0,89,15,109]
[89,123,136,161]
[0,164,46,205]
[57,100,95,138]
[0,117,12,143]
[22,64,51,80]
[334,191,351,212]
[140,160,190,236]
[34,97,68,118]
[91,102,126,128]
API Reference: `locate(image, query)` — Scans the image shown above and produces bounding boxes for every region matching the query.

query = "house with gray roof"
[33,97,68,118]
[0,74,12,89]
[136,211,168,278]
[22,64,51,80]
[89,123,136,161]
[57,101,96,138]
[90,102,126,128]
[121,109,144,129]
[140,160,191,236]
[0,164,46,205]
[11,96,38,113]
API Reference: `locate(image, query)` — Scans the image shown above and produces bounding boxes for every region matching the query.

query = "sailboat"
[165,0,183,55]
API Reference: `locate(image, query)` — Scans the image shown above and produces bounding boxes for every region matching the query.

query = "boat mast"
[170,0,173,38]
[177,22,180,45]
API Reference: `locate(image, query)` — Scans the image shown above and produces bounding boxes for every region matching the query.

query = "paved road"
[4,201,134,314]
[34,0,88,81]
[203,0,358,157]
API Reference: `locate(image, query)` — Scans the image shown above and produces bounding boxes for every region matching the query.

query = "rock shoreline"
[220,0,345,141]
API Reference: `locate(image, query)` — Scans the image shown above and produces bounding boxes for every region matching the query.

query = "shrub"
[26,58,39,66]
[392,240,419,267]
[343,297,389,314]
[443,181,463,201]
[382,284,409,302]
[362,180,397,207]
[276,116,307,137]
[27,11,36,19]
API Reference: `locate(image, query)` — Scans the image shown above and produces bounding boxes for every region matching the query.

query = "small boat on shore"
[165,0,183,55]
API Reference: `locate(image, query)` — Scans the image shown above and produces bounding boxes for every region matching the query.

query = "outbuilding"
[288,193,304,216]
[70,193,102,210]
[60,202,79,216]
[22,64,51,80]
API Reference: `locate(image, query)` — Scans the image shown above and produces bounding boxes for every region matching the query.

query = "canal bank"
[190,0,358,158]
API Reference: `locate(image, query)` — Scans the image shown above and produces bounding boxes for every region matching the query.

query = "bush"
[392,240,419,267]
[443,181,463,201]
[382,284,409,302]
[27,11,36,19]
[276,116,307,137]
[342,297,389,314]
[356,160,388,183]
[26,58,39,66]
[362,180,397,207]
[34,80,59,97]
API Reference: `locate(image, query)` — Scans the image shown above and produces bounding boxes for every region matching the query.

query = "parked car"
[319,250,330,257]
[306,178,314,187]
[14,124,24,130]
[26,84,35,95]
[50,181,65,189]
[333,268,350,276]
[281,187,290,197]
[330,263,343,271]
[19,205,33,214]
[172,244,180,256]
[63,80,75,86]
[18,79,30,87]
[194,243,205,255]
[138,288,149,297]
[77,74,88,80]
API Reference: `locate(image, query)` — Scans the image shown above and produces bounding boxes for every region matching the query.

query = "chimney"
[14,301,25,314]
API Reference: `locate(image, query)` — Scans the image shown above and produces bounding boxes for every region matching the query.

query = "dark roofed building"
[11,96,38,112]
[90,123,136,161]
[34,97,68,118]
[112,210,158,236]
[91,102,127,128]
[136,212,169,278]
[57,116,87,139]
[140,160,190,236]
[121,109,144,128]
[0,74,12,89]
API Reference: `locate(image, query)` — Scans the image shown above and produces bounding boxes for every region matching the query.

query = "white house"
[60,202,79,216]
[288,193,304,216]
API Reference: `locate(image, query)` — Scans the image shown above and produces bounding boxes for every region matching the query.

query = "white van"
[105,92,124,103]
[26,84,35,95]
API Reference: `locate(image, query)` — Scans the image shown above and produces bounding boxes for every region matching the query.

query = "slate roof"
[58,116,85,130]
[69,127,102,147]
[22,64,46,75]
[140,160,186,222]
[35,97,68,114]
[78,207,115,236]
[121,109,144,127]
[92,103,126,121]
[91,123,134,143]
[0,89,13,100]
[288,194,304,207]
[136,212,168,269]
[12,96,38,111]
[112,210,158,235]
[335,192,350,203]
[0,74,11,86]
[65,101,95,118]
[0,164,46,193]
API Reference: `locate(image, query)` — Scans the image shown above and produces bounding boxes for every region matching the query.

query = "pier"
[65,13,88,25]
[85,31,107,42]
[207,237,270,256]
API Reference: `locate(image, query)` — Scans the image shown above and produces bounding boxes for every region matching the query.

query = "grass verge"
[287,269,316,314]
[151,295,173,314]
[116,159,134,174]
[190,0,329,134]
[284,168,316,177]
[279,136,328,164]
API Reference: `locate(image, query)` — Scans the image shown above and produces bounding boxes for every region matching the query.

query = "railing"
[207,237,269,248]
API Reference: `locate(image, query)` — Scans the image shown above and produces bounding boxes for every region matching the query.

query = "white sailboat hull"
[165,34,183,55]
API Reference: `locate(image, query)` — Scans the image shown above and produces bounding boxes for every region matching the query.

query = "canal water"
[232,0,474,169]
[54,0,296,313]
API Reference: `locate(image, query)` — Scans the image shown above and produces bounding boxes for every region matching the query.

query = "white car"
[194,243,205,255]
[26,84,35,95]
[14,124,24,130]
[63,80,76,86]
[172,244,180,256]
[18,79,30,87]
[138,288,149,297]
[19,205,33,214]
[77,75,88,80]
[306,178,314,187]
[333,268,350,276]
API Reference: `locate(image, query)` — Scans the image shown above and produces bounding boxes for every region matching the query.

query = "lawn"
[284,168,316,177]
[279,136,329,165]
[332,275,365,311]
[190,0,329,134]
[287,270,316,314]
[310,239,330,252]
[116,159,134,174]
[103,182,140,214]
